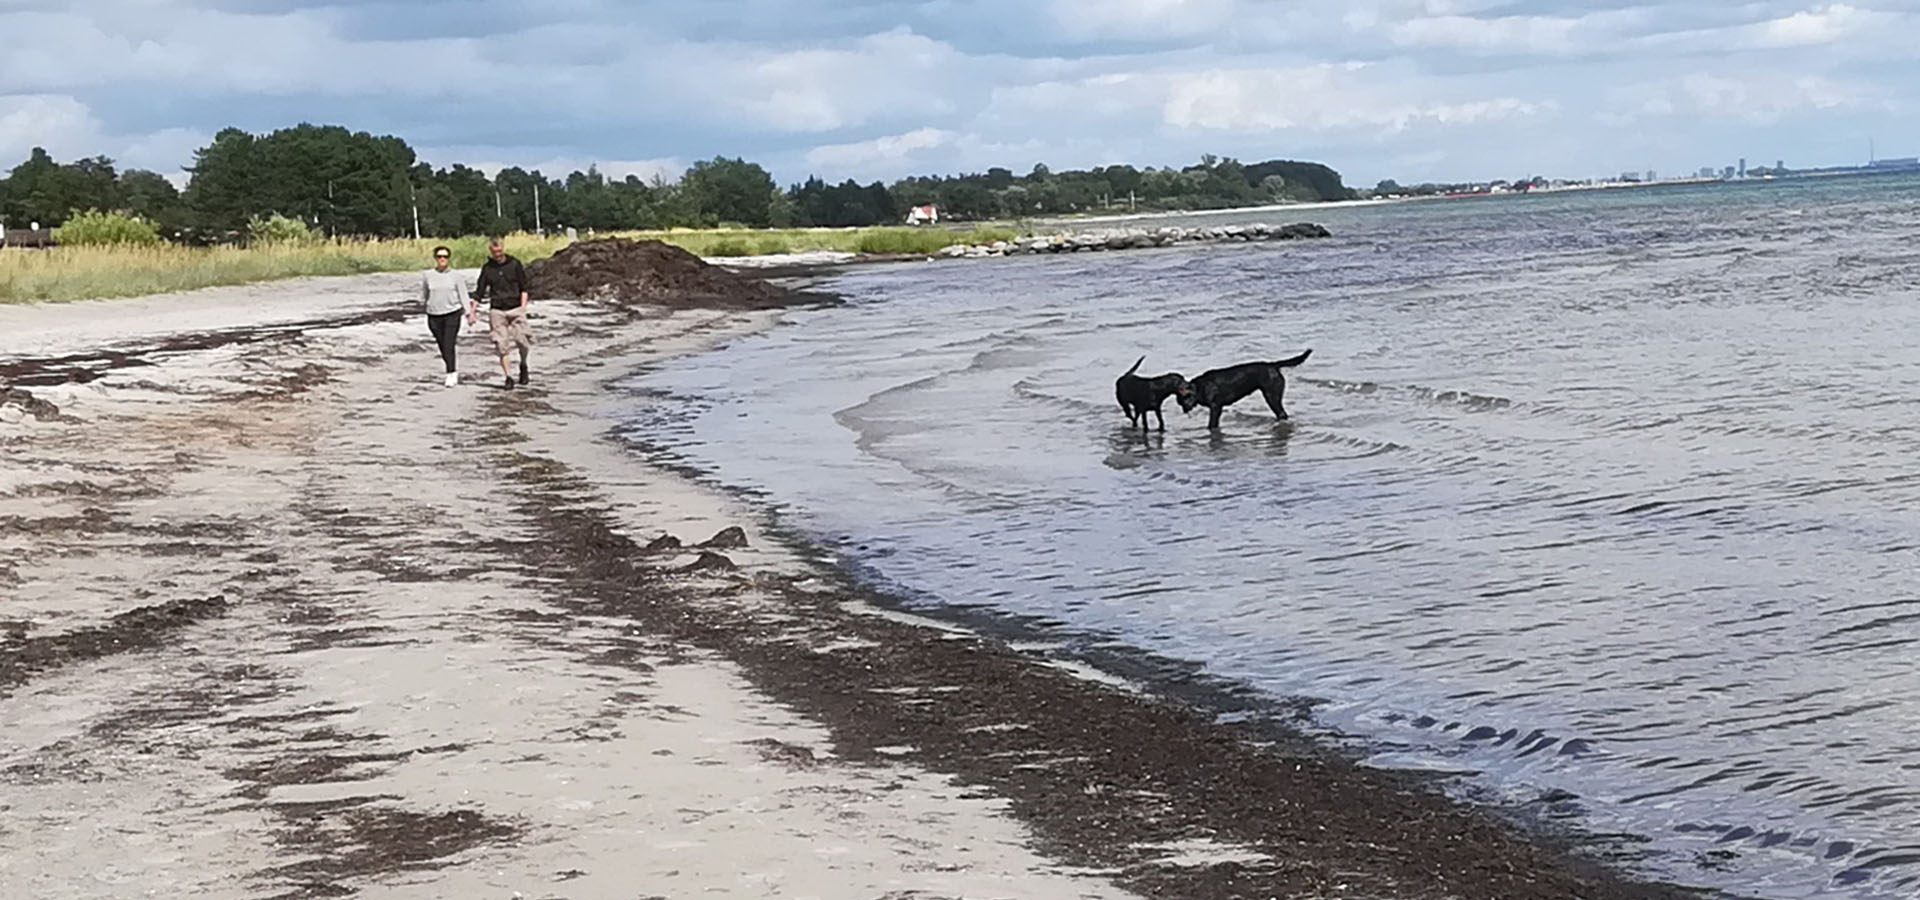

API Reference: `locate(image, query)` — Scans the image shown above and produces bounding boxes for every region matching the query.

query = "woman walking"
[421,246,473,386]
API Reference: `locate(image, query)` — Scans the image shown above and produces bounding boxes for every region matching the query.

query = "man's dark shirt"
[473,255,530,310]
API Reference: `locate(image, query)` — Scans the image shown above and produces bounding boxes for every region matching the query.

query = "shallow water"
[626,174,1920,898]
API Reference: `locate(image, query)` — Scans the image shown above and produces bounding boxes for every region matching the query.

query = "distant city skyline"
[2,1,1915,189]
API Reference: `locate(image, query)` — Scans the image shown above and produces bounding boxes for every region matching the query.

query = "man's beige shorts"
[488,307,534,358]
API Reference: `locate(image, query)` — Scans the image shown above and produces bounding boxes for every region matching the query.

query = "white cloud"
[1164,66,1547,131]
[0,95,103,162]
[0,0,1915,191]
[660,29,974,133]
[1601,72,1886,125]
[804,127,955,170]
[118,128,211,185]
[0,4,489,96]
[0,94,203,184]
[1389,13,1586,53]
[1749,3,1884,47]
[983,63,1549,137]
[1047,0,1239,41]
[1628,4,1915,55]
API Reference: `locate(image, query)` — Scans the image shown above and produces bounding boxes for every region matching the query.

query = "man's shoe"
[517,360,529,385]
[444,372,458,387]
[503,376,515,390]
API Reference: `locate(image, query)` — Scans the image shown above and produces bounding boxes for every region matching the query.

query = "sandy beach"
[1,267,1693,899]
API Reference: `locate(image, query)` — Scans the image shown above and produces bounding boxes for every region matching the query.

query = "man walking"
[469,237,533,389]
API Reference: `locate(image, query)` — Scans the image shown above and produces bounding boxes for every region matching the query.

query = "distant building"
[1867,157,1920,169]
[1738,157,1747,177]
[905,204,939,225]
[1722,166,1736,179]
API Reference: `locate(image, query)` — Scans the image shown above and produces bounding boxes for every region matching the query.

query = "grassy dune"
[0,226,1023,304]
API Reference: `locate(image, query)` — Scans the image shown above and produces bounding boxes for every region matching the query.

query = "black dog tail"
[1116,355,1144,412]
[1272,349,1312,368]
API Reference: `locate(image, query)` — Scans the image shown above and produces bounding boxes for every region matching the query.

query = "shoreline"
[1,274,1701,898]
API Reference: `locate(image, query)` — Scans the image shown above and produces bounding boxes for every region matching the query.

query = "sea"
[622,173,1920,898]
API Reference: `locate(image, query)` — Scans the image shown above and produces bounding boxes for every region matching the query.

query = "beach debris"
[1,595,229,689]
[0,387,68,423]
[747,737,821,769]
[527,238,817,310]
[641,533,683,553]
[698,526,749,549]
[676,551,737,573]
[938,221,1332,259]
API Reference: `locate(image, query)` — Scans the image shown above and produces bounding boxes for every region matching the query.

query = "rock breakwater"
[938,221,1331,258]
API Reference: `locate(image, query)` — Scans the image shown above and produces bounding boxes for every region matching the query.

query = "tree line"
[0,123,1355,241]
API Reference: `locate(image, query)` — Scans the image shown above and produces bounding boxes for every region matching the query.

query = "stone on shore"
[937,221,1330,259]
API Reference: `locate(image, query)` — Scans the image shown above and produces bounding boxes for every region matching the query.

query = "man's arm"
[515,259,531,310]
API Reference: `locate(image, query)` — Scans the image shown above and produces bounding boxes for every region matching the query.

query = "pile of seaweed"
[527,239,830,310]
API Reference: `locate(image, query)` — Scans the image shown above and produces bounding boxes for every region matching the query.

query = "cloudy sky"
[2,0,1913,189]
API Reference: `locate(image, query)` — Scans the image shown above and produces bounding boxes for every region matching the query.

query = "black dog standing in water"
[1178,349,1312,429]
[1114,355,1189,432]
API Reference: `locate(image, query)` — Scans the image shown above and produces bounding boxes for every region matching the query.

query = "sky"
[1,0,1914,189]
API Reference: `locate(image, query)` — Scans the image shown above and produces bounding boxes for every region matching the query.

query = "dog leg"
[1207,406,1223,430]
[1153,408,1166,431]
[1260,383,1289,420]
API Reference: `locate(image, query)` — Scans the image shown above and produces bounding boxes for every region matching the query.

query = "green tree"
[1,148,61,225]
[0,148,124,227]
[119,170,184,233]
[682,157,776,226]
[1243,159,1352,202]
[184,124,417,238]
[183,128,262,234]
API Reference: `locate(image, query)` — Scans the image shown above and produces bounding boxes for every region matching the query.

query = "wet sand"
[1,273,1693,899]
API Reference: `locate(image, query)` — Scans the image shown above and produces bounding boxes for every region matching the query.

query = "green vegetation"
[0,120,1350,302]
[851,226,1018,255]
[246,213,320,244]
[0,226,1030,305]
[2,124,1355,242]
[607,226,1020,257]
[51,210,161,247]
[0,233,570,305]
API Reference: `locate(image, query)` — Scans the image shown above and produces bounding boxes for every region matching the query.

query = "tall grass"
[0,225,1025,305]
[611,226,1021,257]
[0,233,569,304]
[851,226,1018,254]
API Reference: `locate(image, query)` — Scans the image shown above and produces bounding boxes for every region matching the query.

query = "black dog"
[1114,355,1188,431]
[1177,349,1312,429]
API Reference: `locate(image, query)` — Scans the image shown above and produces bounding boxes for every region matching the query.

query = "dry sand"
[1,270,1695,900]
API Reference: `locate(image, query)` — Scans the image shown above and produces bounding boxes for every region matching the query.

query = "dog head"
[1175,382,1199,412]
